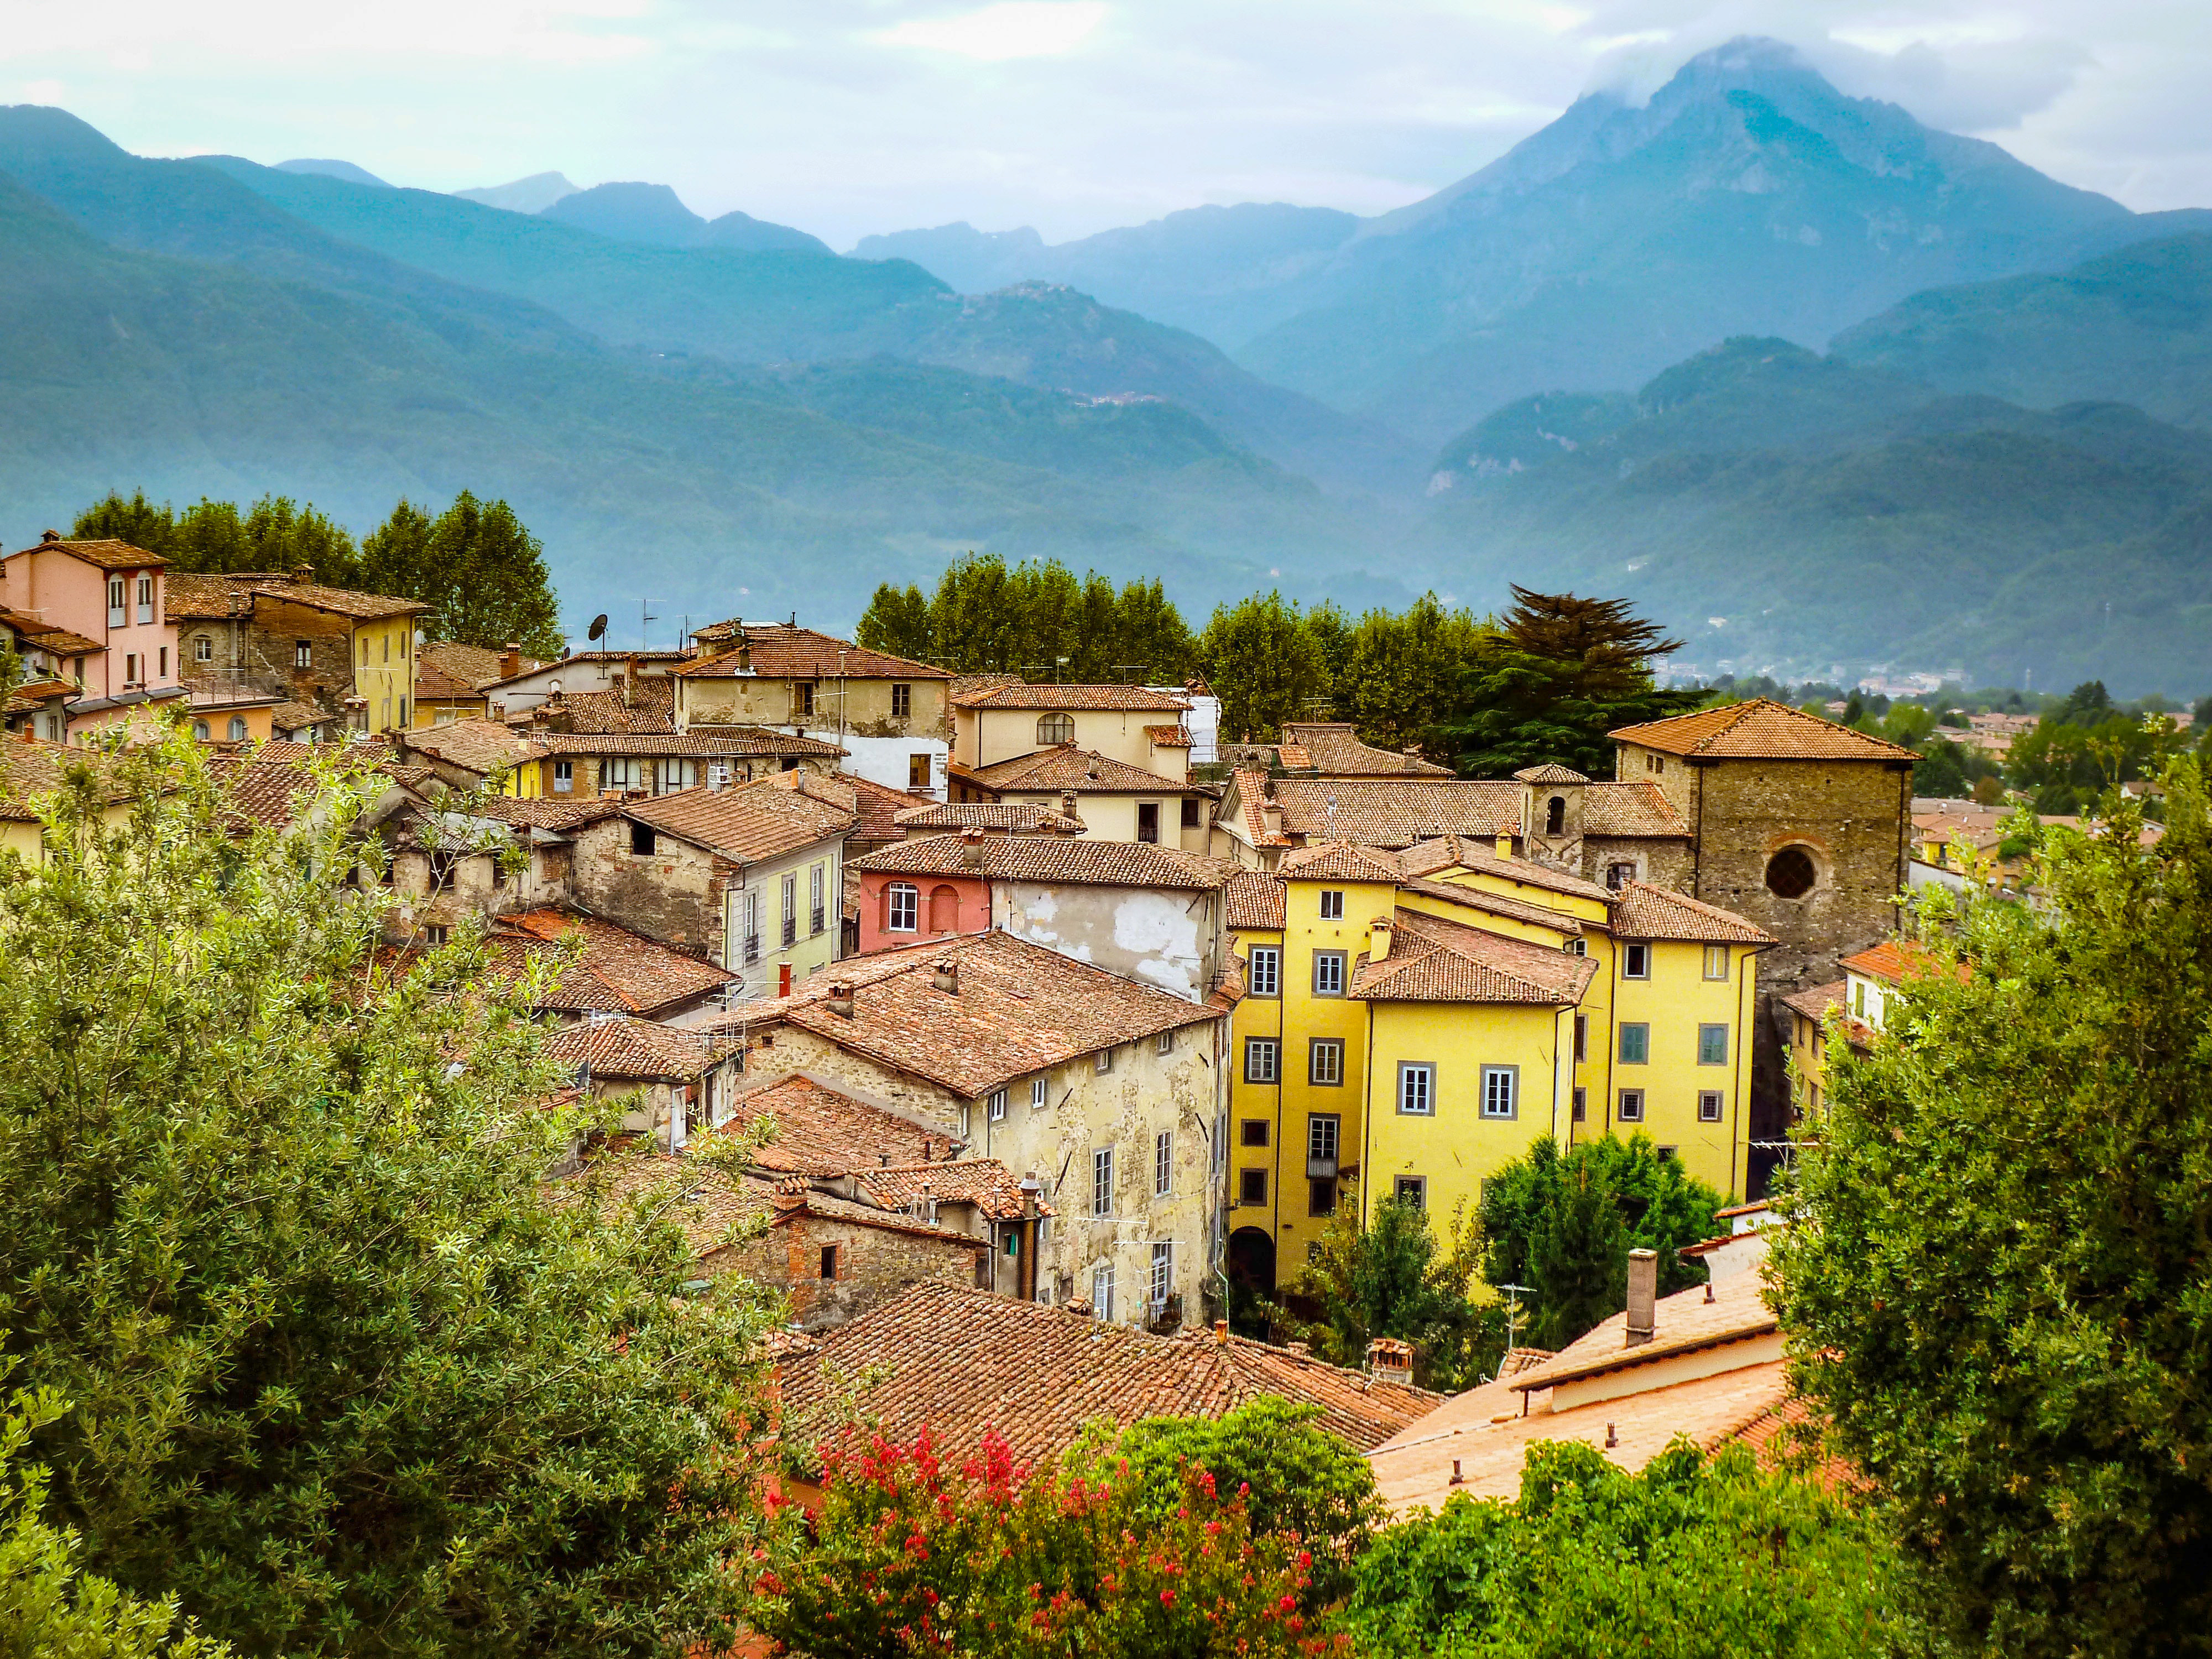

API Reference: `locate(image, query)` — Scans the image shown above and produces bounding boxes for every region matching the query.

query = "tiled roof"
[1581,782,1689,837]
[1352,907,1597,1006]
[543,1014,738,1081]
[531,728,843,758]
[1277,723,1453,777]
[781,1281,1441,1472]
[209,745,427,832]
[1509,1264,1777,1394]
[892,801,1087,834]
[1513,763,1590,784]
[410,658,483,701]
[1397,875,1585,936]
[1223,869,1286,931]
[479,909,733,1018]
[400,719,545,776]
[3,677,76,713]
[1277,839,1404,884]
[952,682,1189,712]
[1428,838,1618,904]
[419,640,511,692]
[0,608,102,655]
[624,771,855,862]
[675,622,950,681]
[726,1072,961,1175]
[844,774,935,843]
[535,680,676,734]
[164,571,425,622]
[1780,979,1849,1025]
[468,796,623,831]
[269,701,333,735]
[563,1153,769,1256]
[1607,881,1775,946]
[1269,779,1522,847]
[1144,724,1193,747]
[1227,769,1290,848]
[12,534,162,571]
[0,738,131,821]
[963,747,1193,795]
[709,930,1229,1099]
[1610,699,1918,762]
[1839,938,1962,985]
[849,834,1233,891]
[857,1158,1053,1222]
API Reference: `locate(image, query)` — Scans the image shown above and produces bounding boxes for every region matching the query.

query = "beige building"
[165,570,425,736]
[950,681,1193,778]
[709,928,1234,1328]
[952,745,1209,850]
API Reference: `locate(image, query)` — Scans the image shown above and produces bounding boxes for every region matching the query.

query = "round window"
[1765,847,1817,899]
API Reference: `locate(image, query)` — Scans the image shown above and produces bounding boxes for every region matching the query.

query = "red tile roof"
[1276,723,1453,776]
[780,1281,1441,1472]
[708,930,1229,1099]
[543,1014,738,1081]
[726,1072,962,1175]
[539,680,676,734]
[892,801,1087,834]
[850,833,1233,891]
[963,747,1194,795]
[419,640,512,692]
[400,718,545,776]
[1410,837,1616,904]
[1144,723,1193,747]
[952,682,1188,712]
[1839,938,1963,985]
[1397,875,1587,936]
[624,771,856,862]
[12,533,163,571]
[1268,779,1522,847]
[1508,1263,1776,1394]
[844,775,936,843]
[1351,907,1597,1005]
[165,570,424,622]
[478,909,733,1018]
[1277,838,1405,884]
[857,1159,1053,1222]
[1606,881,1775,946]
[1513,763,1590,784]
[531,728,843,758]
[675,622,949,681]
[1580,781,1689,837]
[1223,869,1286,931]
[1610,699,1918,761]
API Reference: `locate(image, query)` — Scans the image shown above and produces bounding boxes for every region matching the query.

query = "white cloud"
[873,2,1109,61]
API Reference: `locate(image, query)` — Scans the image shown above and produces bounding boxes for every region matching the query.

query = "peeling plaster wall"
[995,882,1222,1004]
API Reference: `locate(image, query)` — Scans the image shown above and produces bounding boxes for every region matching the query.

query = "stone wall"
[568,817,726,958]
[710,1210,983,1331]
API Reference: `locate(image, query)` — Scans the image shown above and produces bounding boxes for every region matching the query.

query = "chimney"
[40,529,60,544]
[920,1138,933,1163]
[1449,1459,1464,1486]
[932,957,959,994]
[1625,1248,1658,1347]
[1213,1318,1229,1345]
[1260,797,1284,839]
[500,643,521,679]
[289,562,312,585]
[623,654,638,706]
[1285,1340,1310,1357]
[1494,832,1512,860]
[826,979,855,1019]
[1067,1297,1094,1318]
[1019,1175,1040,1219]
[961,826,986,868]
[1366,1336,1413,1381]
[1369,914,1392,961]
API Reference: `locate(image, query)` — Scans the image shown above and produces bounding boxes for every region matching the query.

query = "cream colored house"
[950,682,1192,779]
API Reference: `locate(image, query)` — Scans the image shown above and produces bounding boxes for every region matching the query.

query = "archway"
[1227,1226,1277,1298]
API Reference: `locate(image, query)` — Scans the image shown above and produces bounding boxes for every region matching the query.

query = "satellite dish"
[587,613,609,643]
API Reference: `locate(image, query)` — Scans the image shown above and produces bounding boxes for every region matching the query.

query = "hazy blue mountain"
[538,181,832,254]
[1832,232,2212,430]
[853,203,1359,347]
[276,158,389,189]
[1415,333,2212,693]
[455,170,577,212]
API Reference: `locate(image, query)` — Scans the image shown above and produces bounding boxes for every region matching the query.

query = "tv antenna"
[640,599,658,651]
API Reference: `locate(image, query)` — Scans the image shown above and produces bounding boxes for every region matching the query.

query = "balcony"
[1306,1155,1338,1180]
[811,906,826,936]
[780,917,797,949]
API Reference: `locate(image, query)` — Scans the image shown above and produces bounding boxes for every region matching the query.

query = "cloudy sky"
[4,0,2206,248]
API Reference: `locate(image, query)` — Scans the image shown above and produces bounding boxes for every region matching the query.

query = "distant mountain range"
[1,36,2209,692]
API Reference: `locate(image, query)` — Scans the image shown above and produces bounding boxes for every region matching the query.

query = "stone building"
[165,568,425,735]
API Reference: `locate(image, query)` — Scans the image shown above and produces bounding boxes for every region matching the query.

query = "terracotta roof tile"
[1509,1266,1776,1395]
[624,771,855,862]
[1610,698,1918,761]
[538,680,676,734]
[1277,838,1404,884]
[857,1159,1053,1222]
[1276,723,1453,776]
[1351,907,1597,1005]
[419,640,511,691]
[781,1281,1440,1472]
[1608,881,1775,945]
[472,909,733,1018]
[1224,869,1286,931]
[851,833,1233,891]
[12,534,163,571]
[1780,979,1848,1025]
[469,796,624,831]
[1144,724,1193,747]
[1411,838,1617,904]
[0,737,132,821]
[892,801,1086,834]
[1228,769,1290,848]
[543,1014,738,1081]
[0,607,102,655]
[963,747,1193,795]
[1269,779,1522,847]
[1840,938,1965,985]
[164,571,424,622]
[1513,763,1590,784]
[675,622,950,681]
[531,728,843,758]
[400,718,546,776]
[708,930,1228,1098]
[1581,781,1689,837]
[952,682,1189,712]
[1397,875,1585,936]
[726,1072,962,1175]
[842,774,935,844]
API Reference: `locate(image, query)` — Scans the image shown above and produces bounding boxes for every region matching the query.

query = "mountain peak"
[540,180,703,246]
[275,158,390,189]
[453,171,579,214]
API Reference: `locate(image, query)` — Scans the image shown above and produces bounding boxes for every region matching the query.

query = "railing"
[780,917,797,948]
[811,906,826,936]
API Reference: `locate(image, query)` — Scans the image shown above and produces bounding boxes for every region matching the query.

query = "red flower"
[1161,1589,1176,1608]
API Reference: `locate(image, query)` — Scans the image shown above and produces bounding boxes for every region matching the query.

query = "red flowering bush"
[752,1427,1347,1657]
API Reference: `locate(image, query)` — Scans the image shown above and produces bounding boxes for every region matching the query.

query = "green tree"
[1480,1138,1723,1350]
[1111,576,1193,683]
[426,493,564,656]
[73,494,360,584]
[0,735,775,1656]
[854,581,933,661]
[1434,588,1703,778]
[928,552,1027,672]
[1286,1199,1501,1391]
[1197,591,1329,742]
[1345,1439,1896,1657]
[1771,761,2212,1656]
[1332,595,1483,755]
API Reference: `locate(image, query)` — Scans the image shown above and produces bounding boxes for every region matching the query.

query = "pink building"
[851,862,989,957]
[0,531,182,733]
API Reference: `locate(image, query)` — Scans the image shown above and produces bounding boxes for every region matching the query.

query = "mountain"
[455,171,578,213]
[540,180,832,254]
[1415,333,2212,693]
[276,158,389,189]
[1832,232,2212,430]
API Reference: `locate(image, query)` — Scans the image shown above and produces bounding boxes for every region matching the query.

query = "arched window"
[1545,795,1566,836]
[1037,712,1075,745]
[226,716,248,741]
[928,884,960,933]
[191,719,211,741]
[885,883,919,933]
[1765,847,1818,899]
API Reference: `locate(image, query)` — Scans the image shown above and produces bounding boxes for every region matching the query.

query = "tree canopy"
[74,492,362,586]
[855,554,1195,682]
[0,735,774,1657]
[1771,760,2212,1656]
[1282,1198,1501,1392]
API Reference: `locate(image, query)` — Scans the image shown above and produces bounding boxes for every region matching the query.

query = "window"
[811,863,825,936]
[1154,1131,1173,1197]
[1095,1048,1113,1074]
[1618,1088,1645,1123]
[927,884,958,933]
[1244,1037,1279,1084]
[1574,1014,1587,1062]
[294,639,312,669]
[1246,946,1280,997]
[908,752,931,790]
[781,872,798,948]
[739,891,760,965]
[194,635,213,663]
[820,1245,838,1281]
[1853,980,1867,1018]
[630,823,656,857]
[658,759,698,794]
[1309,1039,1344,1087]
[158,646,168,679]
[1136,802,1160,843]
[1091,1264,1115,1322]
[1623,942,1650,978]
[1239,1168,1268,1206]
[795,681,816,717]
[1311,951,1346,997]
[985,1089,1007,1124]
[1318,890,1344,920]
[107,577,126,628]
[1180,798,1199,828]
[1149,1242,1173,1307]
[1037,712,1074,744]
[191,719,211,741]
[552,760,573,794]
[1698,1023,1729,1066]
[135,575,153,624]
[1307,1113,1339,1167]
[226,716,247,742]
[1703,944,1730,980]
[382,634,390,664]
[1483,1065,1520,1119]
[1399,1061,1436,1116]
[1573,1086,1588,1122]
[423,925,449,946]
[1567,937,1588,956]
[891,682,912,718]
[1394,1176,1427,1211]
[1309,1178,1337,1218]
[603,757,641,790]
[1092,1148,1113,1216]
[121,653,138,686]
[1766,847,1817,899]
[397,698,408,728]
[1545,795,1566,834]
[1658,1145,1679,1162]
[359,637,369,669]
[1619,1023,1650,1065]
[1030,1077,1047,1110]
[1607,862,1637,891]
[886,882,919,932]
[1699,1091,1725,1123]
[1156,1029,1173,1055]
[1213,1110,1228,1174]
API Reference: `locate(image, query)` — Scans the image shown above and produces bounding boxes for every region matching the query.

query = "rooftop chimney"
[1369,914,1392,961]
[1625,1248,1658,1348]
[932,957,959,995]
[826,980,855,1019]
[1366,1336,1413,1380]
[1214,1318,1229,1346]
[1066,1297,1095,1318]
[623,654,638,706]
[1494,832,1513,860]
[501,643,521,680]
[289,563,312,585]
[961,826,986,868]
[1019,1175,1041,1220]
[1260,797,1284,839]
[40,529,60,544]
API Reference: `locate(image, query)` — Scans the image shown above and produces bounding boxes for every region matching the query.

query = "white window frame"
[1318,890,1344,920]
[194,634,213,663]
[1480,1064,1517,1120]
[1030,1077,1047,1110]
[1092,1147,1114,1216]
[658,758,698,795]
[810,862,826,935]
[1623,942,1651,979]
[134,575,153,625]
[1091,1263,1115,1322]
[886,882,919,933]
[988,1089,1008,1123]
[106,577,127,628]
[1699,1090,1725,1123]
[1094,1048,1113,1074]
[1310,1039,1344,1087]
[1157,1029,1173,1055]
[602,757,641,791]
[1246,946,1280,997]
[1618,1088,1645,1124]
[552,760,573,794]
[1307,1112,1339,1164]
[1703,944,1730,980]
[1312,951,1346,997]
[1245,1038,1279,1084]
[1399,1061,1436,1117]
[1154,1130,1173,1197]
[1149,1241,1173,1308]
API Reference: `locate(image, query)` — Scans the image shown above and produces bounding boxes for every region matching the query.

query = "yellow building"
[1223,837,1772,1296]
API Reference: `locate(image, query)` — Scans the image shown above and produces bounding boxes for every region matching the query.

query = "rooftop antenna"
[586,613,608,645]
[1494,1281,1535,1381]
[639,599,658,652]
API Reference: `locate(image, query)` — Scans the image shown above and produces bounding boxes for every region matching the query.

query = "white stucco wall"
[841,735,947,801]
[994,882,1221,1003]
